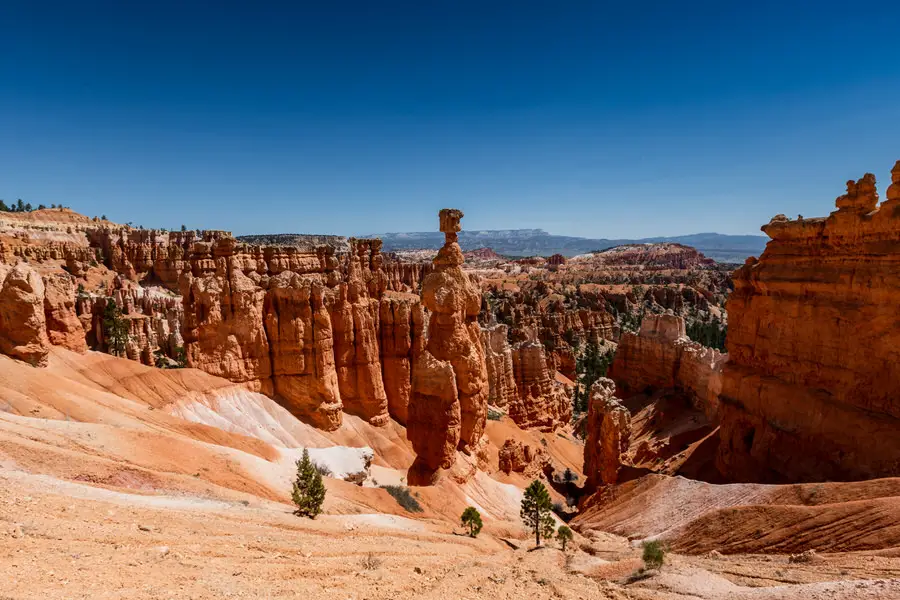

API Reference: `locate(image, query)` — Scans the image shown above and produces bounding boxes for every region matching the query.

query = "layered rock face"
[498,439,548,476]
[0,209,435,434]
[609,314,726,420]
[510,341,572,430]
[41,273,87,353]
[177,236,424,430]
[407,209,489,485]
[380,294,426,425]
[718,164,900,482]
[481,323,572,431]
[609,314,686,395]
[0,264,50,366]
[480,324,518,408]
[583,378,631,491]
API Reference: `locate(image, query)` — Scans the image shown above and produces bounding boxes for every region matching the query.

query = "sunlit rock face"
[718,163,900,483]
[407,209,489,485]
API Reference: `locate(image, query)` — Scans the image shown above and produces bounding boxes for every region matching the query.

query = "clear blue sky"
[2,1,899,238]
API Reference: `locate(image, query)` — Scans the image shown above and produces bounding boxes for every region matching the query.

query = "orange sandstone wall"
[717,163,900,482]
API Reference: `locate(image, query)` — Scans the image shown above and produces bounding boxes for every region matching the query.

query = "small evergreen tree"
[556,525,573,551]
[16,199,25,212]
[0,200,8,211]
[101,214,107,220]
[642,540,666,570]
[24,202,32,212]
[174,345,188,368]
[460,506,483,538]
[291,448,326,518]
[37,204,46,210]
[154,349,170,369]
[181,224,187,232]
[521,479,555,546]
[102,300,130,357]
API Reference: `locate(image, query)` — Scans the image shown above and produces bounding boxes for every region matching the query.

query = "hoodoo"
[406,209,490,485]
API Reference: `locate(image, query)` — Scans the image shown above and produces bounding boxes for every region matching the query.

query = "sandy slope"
[3,467,900,600]
[0,348,581,524]
[574,474,900,554]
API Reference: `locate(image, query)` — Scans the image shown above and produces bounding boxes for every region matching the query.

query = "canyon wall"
[718,163,900,482]
[608,313,726,420]
[0,210,430,433]
[0,207,583,445]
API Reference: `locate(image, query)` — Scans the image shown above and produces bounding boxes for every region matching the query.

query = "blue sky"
[2,1,899,237]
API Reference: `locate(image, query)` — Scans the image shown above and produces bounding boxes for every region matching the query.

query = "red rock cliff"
[718,163,900,482]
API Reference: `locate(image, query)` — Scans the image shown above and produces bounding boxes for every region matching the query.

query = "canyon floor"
[4,465,900,600]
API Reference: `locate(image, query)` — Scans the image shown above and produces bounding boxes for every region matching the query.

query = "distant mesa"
[371,228,767,263]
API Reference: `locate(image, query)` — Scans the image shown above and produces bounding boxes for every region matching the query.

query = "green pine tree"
[521,479,555,546]
[102,300,130,357]
[291,448,326,518]
[460,506,483,538]
[556,525,573,551]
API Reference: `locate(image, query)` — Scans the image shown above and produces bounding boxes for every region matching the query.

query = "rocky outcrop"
[379,294,425,424]
[583,378,631,491]
[481,324,518,408]
[498,439,548,476]
[264,275,342,430]
[180,258,273,395]
[42,273,87,353]
[0,264,50,366]
[407,209,489,485]
[175,235,423,430]
[717,164,900,483]
[609,314,686,395]
[510,341,572,430]
[329,240,390,426]
[608,314,726,420]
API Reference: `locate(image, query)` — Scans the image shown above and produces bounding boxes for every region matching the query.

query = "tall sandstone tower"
[406,209,489,485]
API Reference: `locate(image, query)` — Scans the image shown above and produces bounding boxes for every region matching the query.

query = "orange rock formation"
[718,163,900,482]
[583,378,631,490]
[609,314,726,420]
[407,209,489,485]
[510,341,572,430]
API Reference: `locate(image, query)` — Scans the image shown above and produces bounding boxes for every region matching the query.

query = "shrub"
[487,406,503,421]
[641,540,666,570]
[521,479,555,546]
[291,448,326,519]
[556,525,573,551]
[460,506,483,538]
[360,552,381,570]
[344,470,367,485]
[173,345,187,368]
[380,485,423,513]
[313,462,332,477]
